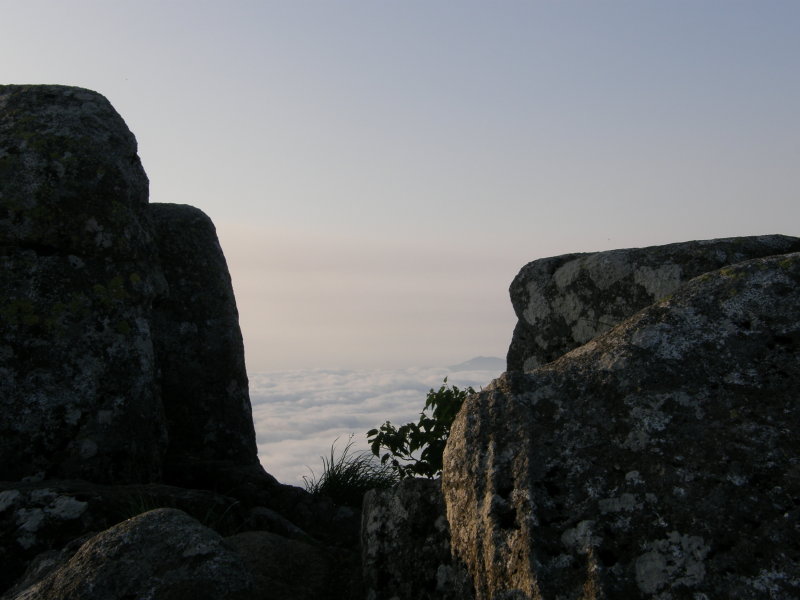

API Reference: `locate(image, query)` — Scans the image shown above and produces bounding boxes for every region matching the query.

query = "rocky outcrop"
[4,508,255,600]
[0,85,257,485]
[445,252,800,598]
[1,85,362,598]
[362,479,474,600]
[507,235,800,371]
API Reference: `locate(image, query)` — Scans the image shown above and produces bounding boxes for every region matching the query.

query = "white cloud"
[250,364,502,486]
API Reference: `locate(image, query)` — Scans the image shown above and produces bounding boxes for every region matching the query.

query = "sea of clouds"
[250,358,504,486]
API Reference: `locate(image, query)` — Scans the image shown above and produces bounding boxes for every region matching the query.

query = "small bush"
[303,435,399,507]
[367,377,475,479]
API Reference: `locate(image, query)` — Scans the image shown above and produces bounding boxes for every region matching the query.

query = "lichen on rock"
[1,85,361,600]
[6,508,255,600]
[507,235,800,371]
[0,85,167,484]
[445,251,800,599]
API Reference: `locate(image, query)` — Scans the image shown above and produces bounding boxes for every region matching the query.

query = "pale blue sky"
[3,1,798,369]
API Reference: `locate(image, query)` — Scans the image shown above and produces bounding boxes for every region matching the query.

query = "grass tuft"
[303,435,399,507]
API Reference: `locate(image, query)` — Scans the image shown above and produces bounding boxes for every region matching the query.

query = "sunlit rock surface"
[445,252,800,599]
[507,235,800,371]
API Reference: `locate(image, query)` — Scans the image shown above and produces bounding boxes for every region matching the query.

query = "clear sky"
[3,1,798,370]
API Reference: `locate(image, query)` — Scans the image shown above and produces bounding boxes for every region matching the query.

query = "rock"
[507,235,800,371]
[225,530,343,600]
[362,479,474,600]
[0,479,251,592]
[150,202,257,467]
[0,87,259,486]
[1,534,91,599]
[159,459,348,543]
[444,252,800,599]
[0,84,152,257]
[0,84,168,483]
[244,506,310,540]
[4,508,254,600]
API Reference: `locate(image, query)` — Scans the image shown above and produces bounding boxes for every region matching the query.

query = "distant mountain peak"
[447,356,505,372]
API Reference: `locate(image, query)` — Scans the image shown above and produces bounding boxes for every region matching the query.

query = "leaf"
[366,376,472,480]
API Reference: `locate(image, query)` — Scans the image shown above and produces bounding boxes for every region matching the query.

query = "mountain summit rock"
[3,85,798,599]
[445,247,800,599]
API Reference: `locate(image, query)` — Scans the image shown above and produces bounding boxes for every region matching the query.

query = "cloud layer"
[250,362,503,485]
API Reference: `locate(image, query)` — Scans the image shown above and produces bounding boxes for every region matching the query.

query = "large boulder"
[0,475,359,595]
[3,508,255,600]
[150,202,257,467]
[507,235,800,371]
[0,86,260,486]
[0,85,167,483]
[0,479,256,592]
[444,252,800,599]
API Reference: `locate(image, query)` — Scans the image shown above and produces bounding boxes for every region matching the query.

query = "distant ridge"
[447,356,505,372]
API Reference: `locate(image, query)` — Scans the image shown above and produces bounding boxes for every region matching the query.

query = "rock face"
[0,85,258,485]
[0,84,168,483]
[507,235,800,371]
[444,252,800,598]
[362,479,474,600]
[5,508,255,600]
[150,202,257,467]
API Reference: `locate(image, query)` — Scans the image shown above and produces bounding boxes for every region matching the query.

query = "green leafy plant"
[303,435,399,507]
[367,377,475,479]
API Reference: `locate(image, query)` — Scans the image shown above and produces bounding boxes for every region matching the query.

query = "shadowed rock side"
[0,84,168,483]
[507,235,800,371]
[226,530,343,600]
[0,478,261,589]
[361,479,474,600]
[4,509,255,600]
[150,202,257,467]
[0,85,258,485]
[445,253,800,599]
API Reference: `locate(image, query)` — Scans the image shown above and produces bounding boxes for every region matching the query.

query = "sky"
[2,1,798,371]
